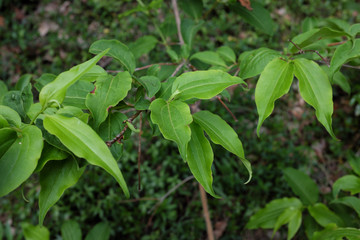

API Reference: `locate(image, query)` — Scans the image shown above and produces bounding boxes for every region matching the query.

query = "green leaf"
[172,70,245,101]
[293,58,336,139]
[255,58,294,136]
[43,114,129,197]
[350,23,360,37]
[36,119,68,152]
[193,111,251,183]
[137,76,161,98]
[272,207,301,239]
[321,65,351,94]
[283,167,319,205]
[289,28,346,53]
[3,84,33,120]
[0,128,17,157]
[0,81,8,104]
[85,222,110,240]
[63,80,94,109]
[187,122,219,198]
[39,157,85,225]
[22,223,49,240]
[86,72,132,129]
[0,115,9,128]
[331,196,360,218]
[157,77,176,100]
[79,65,108,82]
[89,39,135,73]
[287,210,302,240]
[179,0,203,20]
[239,48,282,79]
[330,39,360,76]
[216,46,236,63]
[308,203,344,227]
[149,99,192,160]
[61,220,82,240]
[312,225,360,240]
[0,125,43,197]
[246,198,302,229]
[15,74,32,91]
[349,156,360,176]
[325,18,351,33]
[231,1,275,35]
[35,143,69,172]
[190,51,227,67]
[129,35,158,59]
[40,50,108,108]
[0,105,22,127]
[181,19,203,49]
[57,106,89,123]
[301,17,319,32]
[34,74,56,92]
[98,112,127,161]
[333,175,360,198]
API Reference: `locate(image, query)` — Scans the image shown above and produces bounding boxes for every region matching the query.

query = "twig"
[234,67,240,77]
[327,41,347,47]
[289,39,330,67]
[188,63,198,71]
[216,96,238,122]
[106,110,142,147]
[137,112,143,192]
[172,0,184,46]
[199,184,215,240]
[171,61,186,77]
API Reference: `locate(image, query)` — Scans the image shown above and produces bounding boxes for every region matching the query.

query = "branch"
[172,0,184,46]
[106,110,142,147]
[171,60,186,77]
[289,39,330,67]
[199,184,215,240]
[216,96,238,122]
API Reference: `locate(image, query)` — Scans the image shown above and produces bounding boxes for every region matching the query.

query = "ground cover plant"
[1,0,360,239]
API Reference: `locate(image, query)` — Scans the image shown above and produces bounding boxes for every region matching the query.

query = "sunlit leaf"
[0,105,22,128]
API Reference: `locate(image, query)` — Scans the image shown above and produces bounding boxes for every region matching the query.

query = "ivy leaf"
[216,46,236,63]
[332,175,360,198]
[187,122,219,198]
[129,35,158,59]
[308,203,344,227]
[330,39,360,77]
[40,50,108,108]
[255,58,294,136]
[193,111,252,183]
[239,48,282,79]
[89,39,136,73]
[172,70,245,101]
[22,223,49,240]
[39,157,85,225]
[293,58,336,139]
[149,99,192,160]
[190,51,227,67]
[137,76,161,98]
[61,220,82,240]
[86,72,132,129]
[43,114,129,198]
[0,125,43,197]
[283,167,319,205]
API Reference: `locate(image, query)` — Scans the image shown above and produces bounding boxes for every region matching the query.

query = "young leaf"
[289,28,347,53]
[231,1,275,35]
[331,196,360,218]
[129,35,158,59]
[149,99,192,160]
[85,222,110,240]
[63,80,94,109]
[308,203,344,227]
[332,175,360,198]
[86,72,132,129]
[283,167,319,205]
[22,223,49,240]
[61,220,82,240]
[187,122,219,198]
[0,105,22,128]
[239,48,282,79]
[293,58,336,139]
[40,50,108,108]
[43,114,129,198]
[246,198,302,229]
[193,111,252,183]
[190,51,227,67]
[0,125,43,197]
[89,39,136,73]
[137,76,161,98]
[312,226,360,240]
[39,157,85,225]
[172,70,245,101]
[216,46,236,64]
[330,39,360,77]
[255,58,294,136]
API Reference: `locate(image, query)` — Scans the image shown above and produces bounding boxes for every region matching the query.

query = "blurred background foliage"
[0,0,359,239]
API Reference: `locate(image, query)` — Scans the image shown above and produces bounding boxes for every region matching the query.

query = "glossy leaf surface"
[40,50,108,108]
[255,58,294,136]
[43,114,129,197]
[193,111,251,183]
[149,99,192,159]
[89,39,135,73]
[86,72,132,129]
[187,122,218,198]
[172,70,245,101]
[294,58,336,139]
[0,125,43,197]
